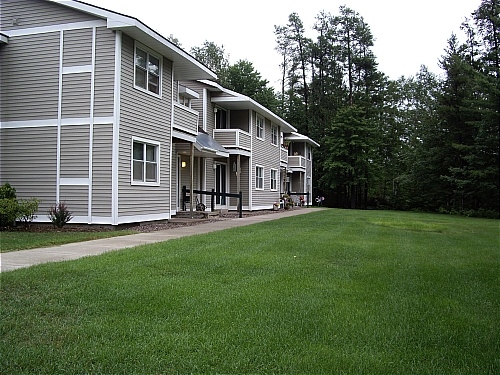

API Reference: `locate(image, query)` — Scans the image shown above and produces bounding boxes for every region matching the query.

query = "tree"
[274,13,313,133]
[190,41,230,82]
[321,105,373,208]
[224,60,279,112]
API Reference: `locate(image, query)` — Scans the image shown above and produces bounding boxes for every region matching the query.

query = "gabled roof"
[285,132,320,147]
[199,80,297,133]
[52,0,217,81]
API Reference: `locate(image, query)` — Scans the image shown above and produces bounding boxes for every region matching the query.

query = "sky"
[82,0,482,88]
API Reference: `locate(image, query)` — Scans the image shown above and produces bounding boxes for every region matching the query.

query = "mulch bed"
[5,208,301,233]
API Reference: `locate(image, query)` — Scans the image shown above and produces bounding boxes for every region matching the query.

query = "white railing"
[288,155,306,169]
[173,103,198,136]
[213,129,251,151]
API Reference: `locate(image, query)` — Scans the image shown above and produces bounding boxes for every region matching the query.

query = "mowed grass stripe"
[1,209,498,374]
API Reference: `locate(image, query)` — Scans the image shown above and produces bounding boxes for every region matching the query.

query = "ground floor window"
[132,138,159,184]
[256,165,264,190]
[270,169,278,191]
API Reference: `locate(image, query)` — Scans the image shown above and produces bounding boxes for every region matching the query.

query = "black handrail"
[182,186,243,218]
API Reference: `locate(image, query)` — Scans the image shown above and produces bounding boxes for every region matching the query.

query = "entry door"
[215,163,227,205]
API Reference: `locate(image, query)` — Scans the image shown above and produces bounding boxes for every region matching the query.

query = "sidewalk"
[1,208,322,272]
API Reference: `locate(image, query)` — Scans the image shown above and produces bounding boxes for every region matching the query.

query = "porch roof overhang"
[199,80,297,133]
[0,33,9,44]
[285,132,320,147]
[195,132,229,158]
[175,132,229,158]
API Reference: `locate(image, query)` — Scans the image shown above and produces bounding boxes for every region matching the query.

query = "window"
[255,165,264,190]
[270,169,278,191]
[135,45,161,95]
[271,125,278,145]
[132,139,159,184]
[256,115,264,139]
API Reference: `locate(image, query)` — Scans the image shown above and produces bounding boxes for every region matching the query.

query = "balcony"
[213,129,251,153]
[280,146,288,164]
[173,103,198,137]
[288,155,306,170]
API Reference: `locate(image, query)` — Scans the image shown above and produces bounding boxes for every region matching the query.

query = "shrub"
[0,182,17,199]
[0,198,19,228]
[18,198,40,227]
[48,202,73,228]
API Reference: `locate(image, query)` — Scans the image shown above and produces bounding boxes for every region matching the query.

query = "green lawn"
[1,209,499,374]
[0,230,137,253]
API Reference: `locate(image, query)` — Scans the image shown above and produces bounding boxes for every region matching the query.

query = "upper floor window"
[256,165,264,190]
[271,125,278,146]
[256,115,265,140]
[132,138,159,185]
[135,45,161,96]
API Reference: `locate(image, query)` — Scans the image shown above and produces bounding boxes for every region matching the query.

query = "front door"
[215,163,227,205]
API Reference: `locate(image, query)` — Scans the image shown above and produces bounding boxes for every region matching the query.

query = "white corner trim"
[112,31,122,226]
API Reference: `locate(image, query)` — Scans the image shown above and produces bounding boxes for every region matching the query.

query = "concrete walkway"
[1,208,323,272]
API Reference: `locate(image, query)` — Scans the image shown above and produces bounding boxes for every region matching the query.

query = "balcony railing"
[280,146,288,163]
[173,103,198,136]
[288,155,306,169]
[213,129,251,151]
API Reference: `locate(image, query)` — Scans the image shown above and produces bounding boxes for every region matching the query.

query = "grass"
[0,230,137,253]
[1,209,499,374]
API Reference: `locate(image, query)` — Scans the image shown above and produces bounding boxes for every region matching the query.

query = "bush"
[48,202,73,228]
[18,198,40,227]
[0,183,41,229]
[0,199,19,228]
[0,182,17,199]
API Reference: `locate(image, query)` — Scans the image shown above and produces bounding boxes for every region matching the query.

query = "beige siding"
[61,73,92,118]
[92,124,113,217]
[0,0,98,31]
[63,28,93,66]
[173,104,198,134]
[0,33,60,122]
[117,34,172,217]
[60,124,89,178]
[60,186,88,216]
[0,127,57,214]
[252,112,281,207]
[94,27,116,117]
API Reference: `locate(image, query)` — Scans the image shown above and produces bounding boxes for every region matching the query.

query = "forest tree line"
[185,0,499,218]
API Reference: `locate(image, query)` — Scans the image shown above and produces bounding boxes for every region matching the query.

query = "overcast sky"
[82,0,481,87]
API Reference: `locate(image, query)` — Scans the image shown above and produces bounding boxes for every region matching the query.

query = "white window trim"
[256,114,265,140]
[133,42,162,98]
[131,136,161,186]
[255,164,264,190]
[271,125,279,146]
[270,168,278,191]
